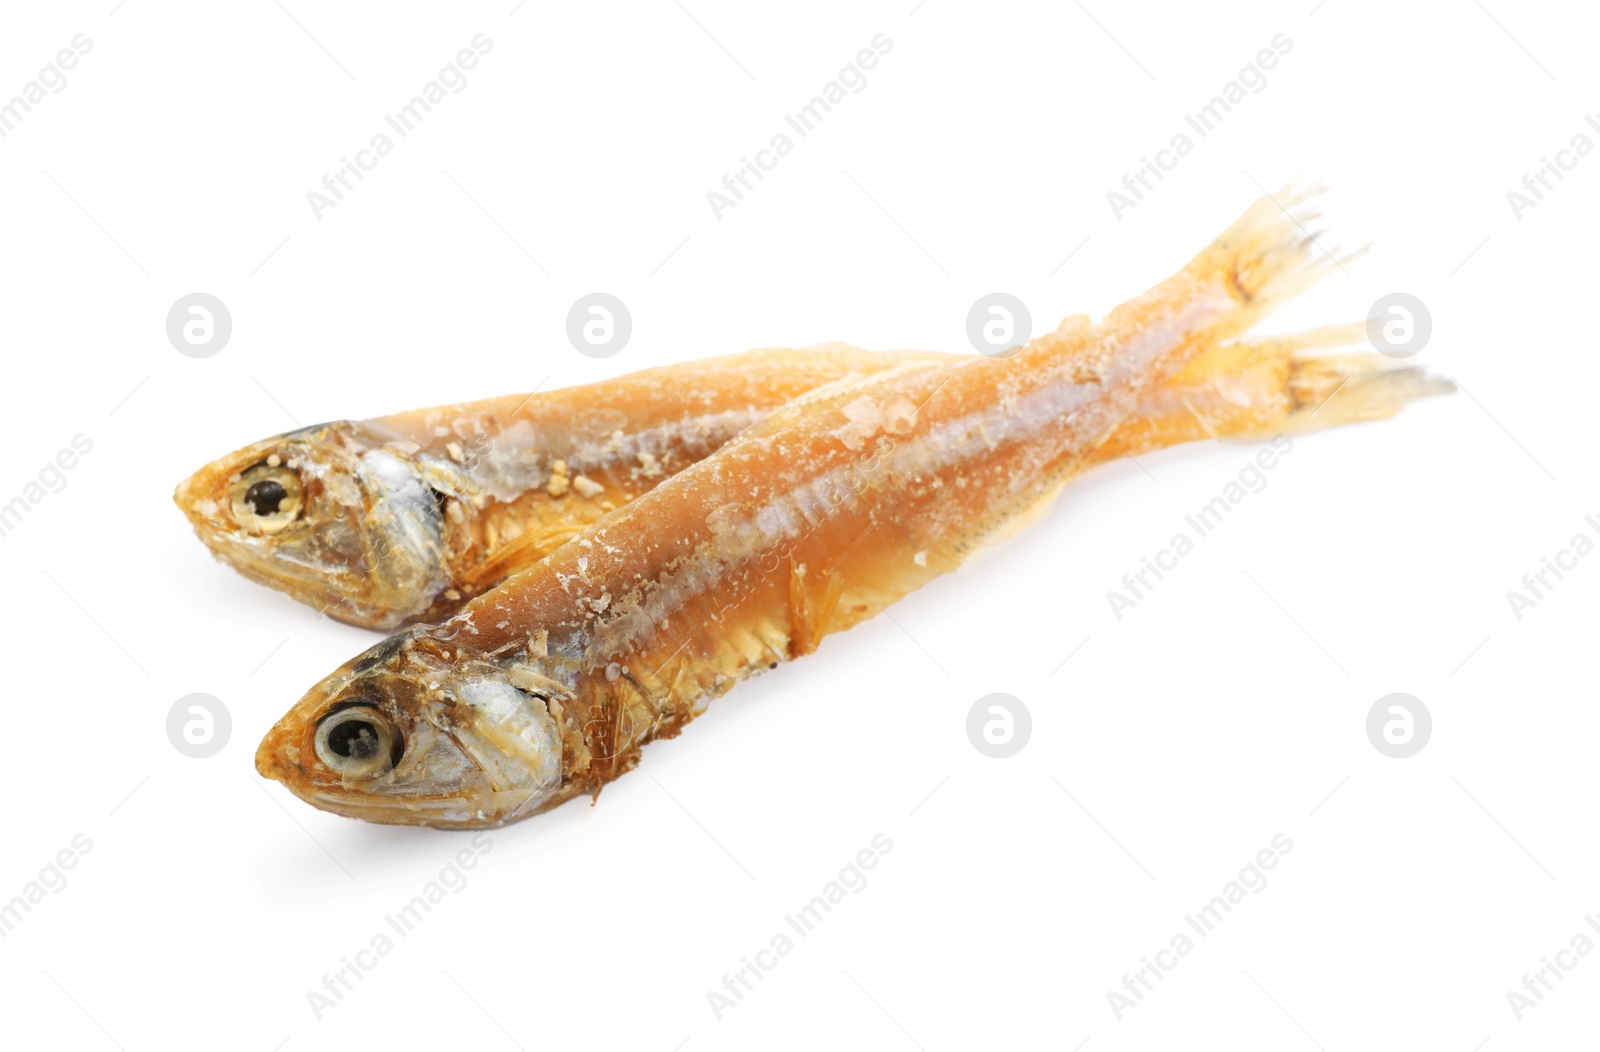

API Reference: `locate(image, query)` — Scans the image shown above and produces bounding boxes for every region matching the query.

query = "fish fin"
[1028,188,1345,400]
[461,521,586,589]
[787,558,848,658]
[812,570,847,645]
[1145,187,1354,353]
[1204,187,1355,320]
[1088,320,1450,460]
[1279,355,1456,433]
[787,559,814,658]
[1168,321,1367,387]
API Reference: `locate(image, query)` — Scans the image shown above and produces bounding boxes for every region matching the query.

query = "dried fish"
[174,346,943,629]
[179,331,1425,630]
[256,192,1452,827]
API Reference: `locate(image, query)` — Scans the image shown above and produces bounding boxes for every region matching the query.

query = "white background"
[1,1,1594,1048]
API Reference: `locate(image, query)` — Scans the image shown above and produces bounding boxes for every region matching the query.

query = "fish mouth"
[206,532,381,625]
[254,745,493,827]
[174,430,445,631]
[172,430,368,609]
[255,650,569,830]
[254,741,564,830]
[254,744,488,828]
[283,782,556,829]
[174,425,448,626]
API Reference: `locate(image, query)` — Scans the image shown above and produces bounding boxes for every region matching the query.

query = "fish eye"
[245,478,287,516]
[314,705,401,778]
[229,461,304,534]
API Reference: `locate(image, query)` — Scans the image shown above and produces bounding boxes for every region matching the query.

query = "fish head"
[255,631,568,828]
[174,424,450,630]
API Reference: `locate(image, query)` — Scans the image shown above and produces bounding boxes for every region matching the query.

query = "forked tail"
[1280,352,1455,433]
[1087,322,1452,462]
[1035,187,1356,406]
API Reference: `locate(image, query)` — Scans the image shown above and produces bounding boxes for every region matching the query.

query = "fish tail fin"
[1090,322,1450,461]
[1067,188,1352,391]
[1280,353,1456,434]
[1163,321,1366,389]
[1188,186,1356,336]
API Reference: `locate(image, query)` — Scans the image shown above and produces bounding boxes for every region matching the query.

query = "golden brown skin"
[174,346,948,629]
[257,192,1451,829]
[178,334,1433,631]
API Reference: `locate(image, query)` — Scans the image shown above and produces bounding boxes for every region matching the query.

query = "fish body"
[179,333,1435,630]
[257,192,1445,828]
[174,346,946,629]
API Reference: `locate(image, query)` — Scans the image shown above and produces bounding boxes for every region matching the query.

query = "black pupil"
[328,720,380,760]
[245,479,288,516]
